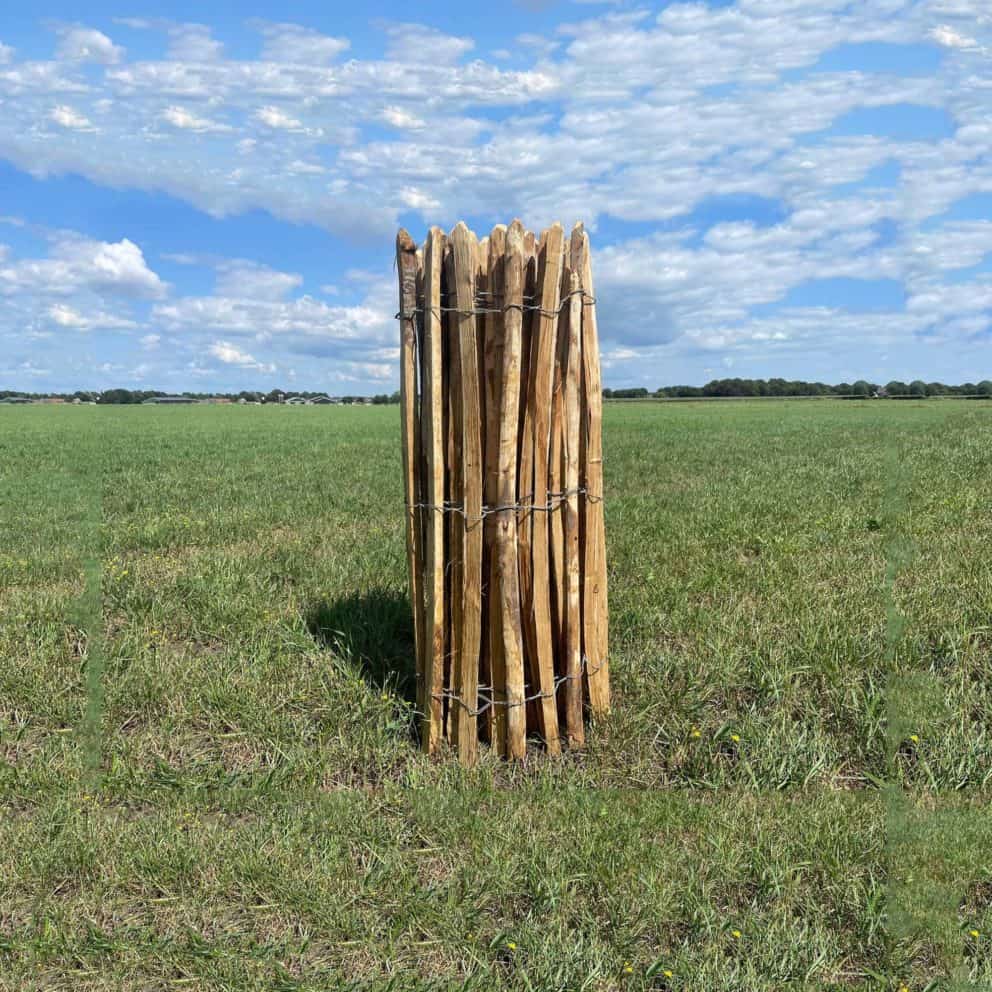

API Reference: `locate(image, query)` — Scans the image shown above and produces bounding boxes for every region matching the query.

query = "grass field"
[1,399,991,989]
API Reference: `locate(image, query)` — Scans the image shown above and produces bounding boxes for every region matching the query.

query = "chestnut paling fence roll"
[396,219,609,766]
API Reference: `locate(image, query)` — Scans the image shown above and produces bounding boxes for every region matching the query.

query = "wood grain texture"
[451,222,482,766]
[528,223,565,752]
[484,225,508,755]
[421,228,446,752]
[396,229,425,730]
[443,241,462,746]
[563,269,585,745]
[572,225,610,716]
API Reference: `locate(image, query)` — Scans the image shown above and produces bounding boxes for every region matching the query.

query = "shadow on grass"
[305,588,418,707]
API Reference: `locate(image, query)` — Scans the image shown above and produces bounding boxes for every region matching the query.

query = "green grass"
[1,399,990,989]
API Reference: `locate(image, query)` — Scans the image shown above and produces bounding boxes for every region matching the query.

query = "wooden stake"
[484,225,508,755]
[444,241,463,746]
[451,223,482,766]
[548,243,569,672]
[421,228,446,752]
[475,236,492,746]
[517,231,537,719]
[397,230,425,726]
[572,225,610,716]
[528,223,565,752]
[497,221,528,759]
[415,249,429,726]
[564,269,585,745]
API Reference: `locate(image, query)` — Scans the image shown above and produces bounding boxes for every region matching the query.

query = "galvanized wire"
[395,287,595,322]
[431,655,607,717]
[407,487,603,525]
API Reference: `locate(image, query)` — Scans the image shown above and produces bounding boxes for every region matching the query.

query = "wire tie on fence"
[406,488,603,524]
[395,288,595,322]
[431,655,607,717]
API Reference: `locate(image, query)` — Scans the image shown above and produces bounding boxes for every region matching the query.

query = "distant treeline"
[4,380,992,404]
[0,389,403,405]
[606,378,992,399]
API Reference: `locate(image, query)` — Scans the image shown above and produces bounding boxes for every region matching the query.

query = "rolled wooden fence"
[396,220,609,765]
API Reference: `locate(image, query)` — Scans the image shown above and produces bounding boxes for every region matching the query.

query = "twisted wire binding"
[395,287,595,322]
[406,487,603,525]
[431,655,606,717]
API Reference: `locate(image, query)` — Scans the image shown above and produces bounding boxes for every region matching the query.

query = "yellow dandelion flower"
[622,962,633,974]
[730,733,740,743]
[731,929,742,939]
[970,929,980,938]
[505,941,516,951]
[663,969,674,978]
[690,726,701,738]
[909,734,919,744]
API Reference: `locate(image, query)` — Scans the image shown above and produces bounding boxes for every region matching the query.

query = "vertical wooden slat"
[475,236,492,746]
[518,231,540,737]
[415,249,429,723]
[444,241,463,746]
[528,223,565,752]
[421,228,446,753]
[548,240,569,673]
[517,232,538,723]
[572,225,610,716]
[499,221,528,759]
[485,225,508,755]
[397,229,426,730]
[451,222,482,767]
[563,269,585,745]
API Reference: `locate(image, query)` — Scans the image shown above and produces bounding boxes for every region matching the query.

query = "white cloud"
[209,340,276,372]
[382,22,475,64]
[48,302,136,330]
[0,42,14,64]
[162,106,232,134]
[929,24,978,49]
[214,260,303,300]
[381,105,426,129]
[162,105,231,133]
[167,24,224,61]
[253,105,304,130]
[141,333,161,350]
[0,235,166,300]
[54,26,124,64]
[398,186,441,211]
[49,105,95,131]
[255,22,350,63]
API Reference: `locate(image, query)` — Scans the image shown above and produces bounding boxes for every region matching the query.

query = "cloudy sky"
[0,0,990,393]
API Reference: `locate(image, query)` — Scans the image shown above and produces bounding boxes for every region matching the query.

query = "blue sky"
[0,1,990,393]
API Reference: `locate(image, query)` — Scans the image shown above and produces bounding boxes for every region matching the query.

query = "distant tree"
[885,381,908,397]
[977,380,992,397]
[851,380,872,397]
[909,380,928,397]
